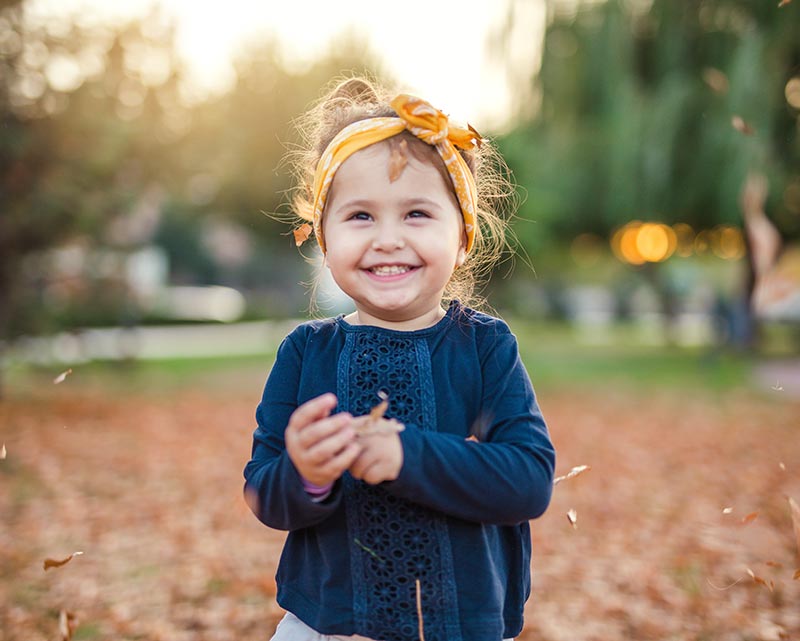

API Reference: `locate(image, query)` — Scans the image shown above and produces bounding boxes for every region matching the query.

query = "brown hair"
[287,74,517,310]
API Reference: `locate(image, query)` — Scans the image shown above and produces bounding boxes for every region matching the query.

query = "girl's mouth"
[369,265,414,276]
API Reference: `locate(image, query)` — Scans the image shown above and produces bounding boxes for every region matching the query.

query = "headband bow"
[301,94,480,254]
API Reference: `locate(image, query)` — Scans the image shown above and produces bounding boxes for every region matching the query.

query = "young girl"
[243,77,556,641]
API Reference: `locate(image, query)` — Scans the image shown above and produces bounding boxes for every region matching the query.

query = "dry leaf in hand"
[59,610,77,641]
[554,465,591,486]
[293,224,312,247]
[746,567,774,592]
[44,551,83,571]
[731,115,755,135]
[53,369,73,384]
[740,511,759,525]
[789,496,800,557]
[566,509,578,529]
[388,139,409,182]
[350,391,405,437]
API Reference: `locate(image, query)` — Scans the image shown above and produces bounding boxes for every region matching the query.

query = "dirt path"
[1,384,798,640]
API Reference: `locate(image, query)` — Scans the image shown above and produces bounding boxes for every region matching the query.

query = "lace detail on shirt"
[339,331,461,641]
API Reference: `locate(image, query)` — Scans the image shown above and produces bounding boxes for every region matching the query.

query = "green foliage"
[500,0,800,253]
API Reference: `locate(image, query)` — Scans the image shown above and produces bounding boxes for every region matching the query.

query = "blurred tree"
[1,4,188,341]
[496,0,799,342]
[500,0,799,251]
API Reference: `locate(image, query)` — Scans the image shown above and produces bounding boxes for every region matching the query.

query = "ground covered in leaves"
[1,372,798,641]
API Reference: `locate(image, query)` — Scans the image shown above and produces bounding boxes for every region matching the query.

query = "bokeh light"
[611,221,677,265]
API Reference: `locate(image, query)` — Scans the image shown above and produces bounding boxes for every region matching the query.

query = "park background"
[1,0,799,639]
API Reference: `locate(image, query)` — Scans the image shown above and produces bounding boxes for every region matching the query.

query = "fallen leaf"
[53,369,73,384]
[58,610,77,641]
[702,67,729,94]
[292,223,312,247]
[746,567,774,591]
[789,497,800,557]
[732,115,755,135]
[722,507,733,514]
[0,443,5,459]
[350,392,405,437]
[740,511,759,525]
[566,509,578,529]
[765,560,783,568]
[554,465,591,486]
[43,551,83,571]
[388,139,408,182]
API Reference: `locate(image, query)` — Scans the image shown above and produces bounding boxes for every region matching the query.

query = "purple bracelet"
[302,478,333,497]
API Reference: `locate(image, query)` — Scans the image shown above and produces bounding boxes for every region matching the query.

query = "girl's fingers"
[295,412,353,451]
[287,393,338,432]
[304,422,357,464]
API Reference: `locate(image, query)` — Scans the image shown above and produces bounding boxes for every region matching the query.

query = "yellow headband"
[304,94,480,254]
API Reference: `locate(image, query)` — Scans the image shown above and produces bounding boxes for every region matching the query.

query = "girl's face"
[322,141,467,330]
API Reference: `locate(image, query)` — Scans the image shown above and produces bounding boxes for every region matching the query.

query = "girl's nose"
[371,226,406,251]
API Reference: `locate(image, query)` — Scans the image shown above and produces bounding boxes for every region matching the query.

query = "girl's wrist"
[302,477,334,500]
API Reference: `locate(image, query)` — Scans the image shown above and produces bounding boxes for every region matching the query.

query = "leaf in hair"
[293,223,313,247]
[468,123,483,148]
[388,139,408,182]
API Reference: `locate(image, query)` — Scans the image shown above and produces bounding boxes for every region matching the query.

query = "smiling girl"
[243,77,556,641]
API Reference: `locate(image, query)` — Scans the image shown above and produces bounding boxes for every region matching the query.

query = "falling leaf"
[731,115,755,135]
[702,67,729,94]
[789,497,800,557]
[351,391,405,437]
[765,560,783,568]
[388,138,408,182]
[416,579,426,641]
[292,223,312,247]
[772,381,784,392]
[53,369,73,384]
[566,509,578,529]
[43,551,83,571]
[740,511,759,525]
[59,610,77,641]
[554,465,591,486]
[746,568,774,591]
[0,443,5,459]
[722,507,733,514]
[778,0,792,7]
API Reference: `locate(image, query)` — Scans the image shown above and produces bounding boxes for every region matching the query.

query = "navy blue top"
[243,303,555,641]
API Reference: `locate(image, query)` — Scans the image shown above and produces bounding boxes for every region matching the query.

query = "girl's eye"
[407,210,429,219]
[349,211,372,221]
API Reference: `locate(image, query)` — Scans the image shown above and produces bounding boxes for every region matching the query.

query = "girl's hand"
[349,431,403,485]
[285,393,361,487]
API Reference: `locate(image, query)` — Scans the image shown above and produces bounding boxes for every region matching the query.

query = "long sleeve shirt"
[243,302,556,641]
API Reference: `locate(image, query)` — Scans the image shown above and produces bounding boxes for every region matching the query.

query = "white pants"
[270,612,514,641]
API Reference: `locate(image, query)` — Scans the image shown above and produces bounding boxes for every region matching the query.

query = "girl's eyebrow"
[334,196,442,210]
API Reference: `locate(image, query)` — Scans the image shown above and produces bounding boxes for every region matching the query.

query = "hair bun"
[330,77,378,105]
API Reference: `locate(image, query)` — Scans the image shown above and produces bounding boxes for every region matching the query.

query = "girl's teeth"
[372,265,410,276]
